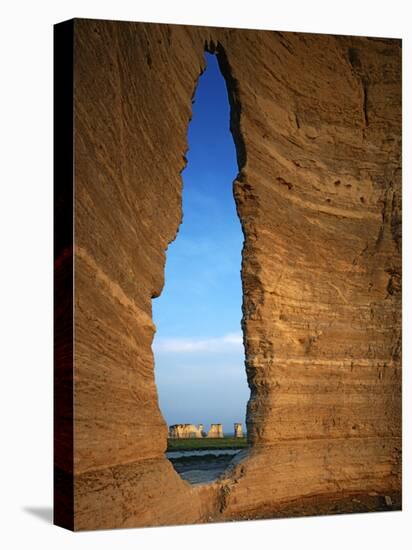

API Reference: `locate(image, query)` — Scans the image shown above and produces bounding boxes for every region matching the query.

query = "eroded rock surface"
[207,424,224,438]
[234,423,243,438]
[169,424,204,439]
[56,19,401,530]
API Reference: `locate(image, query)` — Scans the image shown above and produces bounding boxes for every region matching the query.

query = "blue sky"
[152,53,249,433]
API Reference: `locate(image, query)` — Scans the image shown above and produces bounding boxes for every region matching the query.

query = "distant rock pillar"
[234,423,243,438]
[207,423,224,438]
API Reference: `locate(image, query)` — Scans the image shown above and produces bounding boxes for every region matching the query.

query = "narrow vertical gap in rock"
[152,50,250,484]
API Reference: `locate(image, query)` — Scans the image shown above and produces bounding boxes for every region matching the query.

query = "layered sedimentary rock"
[169,424,203,439]
[207,424,224,438]
[234,423,243,438]
[54,18,401,530]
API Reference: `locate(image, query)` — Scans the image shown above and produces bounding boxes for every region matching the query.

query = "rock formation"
[234,423,243,438]
[169,424,203,438]
[54,18,402,531]
[207,424,224,438]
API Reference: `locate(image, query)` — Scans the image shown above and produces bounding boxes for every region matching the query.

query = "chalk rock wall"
[234,423,243,438]
[68,19,401,530]
[169,424,203,438]
[207,424,224,438]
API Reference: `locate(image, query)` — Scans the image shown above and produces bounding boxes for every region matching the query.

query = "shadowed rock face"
[59,19,401,530]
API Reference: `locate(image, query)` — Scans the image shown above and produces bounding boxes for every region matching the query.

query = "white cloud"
[153,332,243,353]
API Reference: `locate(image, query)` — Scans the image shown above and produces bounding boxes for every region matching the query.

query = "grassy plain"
[167,437,248,451]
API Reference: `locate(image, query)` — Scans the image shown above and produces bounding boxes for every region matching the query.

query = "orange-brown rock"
[54,18,402,531]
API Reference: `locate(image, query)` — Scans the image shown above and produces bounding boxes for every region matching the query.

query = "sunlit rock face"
[169,424,203,439]
[234,423,243,438]
[207,424,224,438]
[64,19,401,530]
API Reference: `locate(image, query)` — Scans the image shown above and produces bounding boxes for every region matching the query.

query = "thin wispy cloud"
[153,332,243,353]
